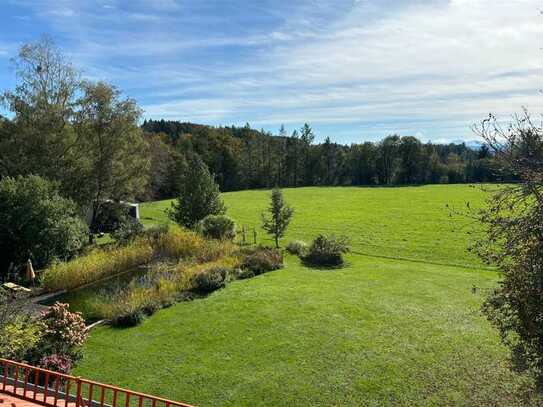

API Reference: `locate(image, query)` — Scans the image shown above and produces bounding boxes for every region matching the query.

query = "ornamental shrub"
[303,234,350,267]
[111,217,144,244]
[0,317,43,361]
[193,267,228,294]
[39,302,88,358]
[111,308,145,328]
[241,246,283,275]
[200,215,236,240]
[286,240,308,256]
[38,354,73,374]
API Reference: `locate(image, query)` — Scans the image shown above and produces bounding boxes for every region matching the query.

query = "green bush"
[235,268,255,280]
[0,175,87,278]
[286,240,308,256]
[200,215,236,240]
[111,217,144,244]
[91,202,129,234]
[303,235,350,267]
[0,317,43,361]
[241,247,283,275]
[193,267,228,294]
[111,308,145,327]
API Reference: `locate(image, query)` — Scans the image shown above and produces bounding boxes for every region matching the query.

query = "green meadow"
[141,184,491,267]
[75,185,535,406]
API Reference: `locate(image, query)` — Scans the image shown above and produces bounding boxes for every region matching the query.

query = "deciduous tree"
[474,111,543,386]
[75,81,150,235]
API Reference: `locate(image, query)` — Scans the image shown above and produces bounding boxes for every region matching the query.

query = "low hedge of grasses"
[42,239,154,291]
[41,225,236,292]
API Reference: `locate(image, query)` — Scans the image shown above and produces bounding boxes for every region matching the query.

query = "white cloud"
[6,0,543,141]
[143,0,543,141]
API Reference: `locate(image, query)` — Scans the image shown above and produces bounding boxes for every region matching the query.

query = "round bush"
[303,235,350,267]
[193,267,228,293]
[111,217,144,244]
[236,268,255,280]
[40,302,88,354]
[241,247,283,275]
[111,308,145,327]
[200,215,236,240]
[286,240,308,256]
[141,301,161,316]
[38,354,73,374]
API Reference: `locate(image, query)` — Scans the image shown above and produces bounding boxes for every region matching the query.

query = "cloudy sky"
[1,0,542,143]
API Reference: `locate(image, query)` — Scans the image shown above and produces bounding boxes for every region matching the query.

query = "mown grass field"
[141,184,492,267]
[75,185,536,406]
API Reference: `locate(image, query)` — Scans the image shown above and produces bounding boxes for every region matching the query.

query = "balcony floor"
[1,391,44,407]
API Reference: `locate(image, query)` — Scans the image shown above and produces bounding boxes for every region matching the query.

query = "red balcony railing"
[0,359,195,407]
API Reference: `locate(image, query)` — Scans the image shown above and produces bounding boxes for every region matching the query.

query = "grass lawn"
[140,184,491,268]
[75,185,536,406]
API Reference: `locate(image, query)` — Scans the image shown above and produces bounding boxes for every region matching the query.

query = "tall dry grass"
[152,225,237,262]
[42,239,154,291]
[42,225,232,292]
[41,224,244,325]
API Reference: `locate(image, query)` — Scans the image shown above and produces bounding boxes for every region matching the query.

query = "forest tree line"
[0,37,502,210]
[142,119,499,200]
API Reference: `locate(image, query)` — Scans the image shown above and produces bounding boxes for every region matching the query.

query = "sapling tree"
[169,153,225,229]
[261,188,294,248]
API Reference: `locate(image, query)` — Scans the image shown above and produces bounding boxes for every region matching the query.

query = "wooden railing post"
[75,377,82,407]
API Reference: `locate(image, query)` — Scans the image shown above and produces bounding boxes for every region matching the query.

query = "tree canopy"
[169,153,225,229]
[0,175,87,280]
[141,120,499,200]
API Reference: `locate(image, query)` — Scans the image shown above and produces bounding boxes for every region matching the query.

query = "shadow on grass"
[299,258,351,271]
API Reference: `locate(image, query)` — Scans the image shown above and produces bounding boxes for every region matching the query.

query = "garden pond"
[39,267,150,322]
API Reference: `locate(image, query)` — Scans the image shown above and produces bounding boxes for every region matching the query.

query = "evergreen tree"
[169,153,225,229]
[261,188,294,248]
[300,123,315,185]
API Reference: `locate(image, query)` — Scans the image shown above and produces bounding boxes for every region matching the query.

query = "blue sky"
[1,0,542,144]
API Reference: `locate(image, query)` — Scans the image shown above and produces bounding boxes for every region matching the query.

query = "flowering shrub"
[38,354,73,374]
[40,302,88,357]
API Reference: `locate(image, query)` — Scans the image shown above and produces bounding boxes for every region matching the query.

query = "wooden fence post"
[75,377,82,407]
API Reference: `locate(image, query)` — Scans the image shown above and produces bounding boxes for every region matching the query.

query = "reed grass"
[41,225,238,292]
[86,256,241,321]
[42,239,154,291]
